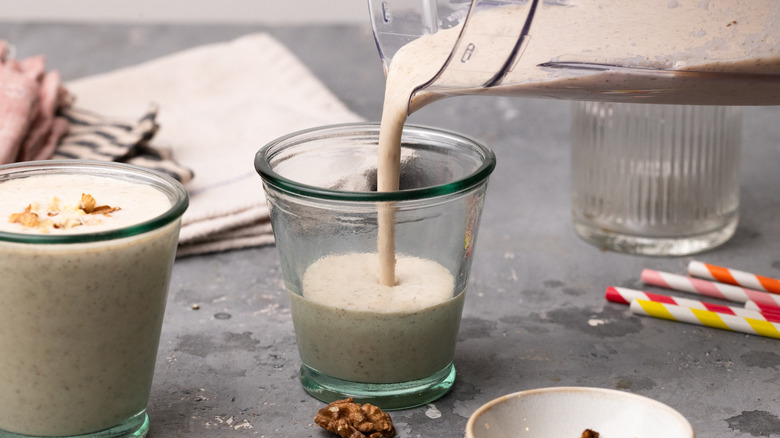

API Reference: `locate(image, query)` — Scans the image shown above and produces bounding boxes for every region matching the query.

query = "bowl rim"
[465,386,694,438]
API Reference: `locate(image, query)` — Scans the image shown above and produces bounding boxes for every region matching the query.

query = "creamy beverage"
[290,253,462,383]
[257,123,492,406]
[0,169,184,436]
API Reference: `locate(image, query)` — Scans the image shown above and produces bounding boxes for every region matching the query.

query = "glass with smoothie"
[255,123,495,410]
[0,161,188,438]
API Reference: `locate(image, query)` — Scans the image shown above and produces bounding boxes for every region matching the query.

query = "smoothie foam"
[0,174,171,235]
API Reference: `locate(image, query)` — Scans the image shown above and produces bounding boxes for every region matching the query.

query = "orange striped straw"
[688,261,780,295]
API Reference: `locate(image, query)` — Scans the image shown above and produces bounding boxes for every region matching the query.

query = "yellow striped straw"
[630,299,780,340]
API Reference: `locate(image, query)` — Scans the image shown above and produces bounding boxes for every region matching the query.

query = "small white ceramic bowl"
[466,387,694,438]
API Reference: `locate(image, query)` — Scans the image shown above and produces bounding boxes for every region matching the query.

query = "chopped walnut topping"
[81,193,121,216]
[315,398,395,438]
[81,193,97,213]
[9,205,39,228]
[90,205,121,215]
[47,197,61,216]
[7,194,121,232]
[581,429,600,438]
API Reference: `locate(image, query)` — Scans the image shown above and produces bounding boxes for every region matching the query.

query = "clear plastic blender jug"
[368,0,780,113]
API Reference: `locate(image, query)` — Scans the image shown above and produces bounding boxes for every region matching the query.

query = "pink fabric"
[0,40,69,165]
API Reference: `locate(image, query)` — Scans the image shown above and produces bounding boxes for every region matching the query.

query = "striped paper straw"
[689,261,780,295]
[630,300,780,340]
[641,269,780,309]
[606,287,780,323]
[745,301,780,316]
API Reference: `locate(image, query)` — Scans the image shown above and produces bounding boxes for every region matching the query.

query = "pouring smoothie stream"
[373,0,780,282]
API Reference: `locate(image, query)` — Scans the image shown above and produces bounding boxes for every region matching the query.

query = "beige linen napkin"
[66,33,362,256]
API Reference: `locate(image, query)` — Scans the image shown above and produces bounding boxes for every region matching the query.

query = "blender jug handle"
[429,0,539,89]
[369,0,539,113]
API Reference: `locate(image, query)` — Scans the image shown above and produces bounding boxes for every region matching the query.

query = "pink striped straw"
[688,261,780,295]
[630,300,780,340]
[606,287,780,323]
[641,269,780,311]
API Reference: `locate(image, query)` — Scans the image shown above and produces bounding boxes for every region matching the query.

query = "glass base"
[0,411,149,438]
[299,363,456,410]
[573,216,739,256]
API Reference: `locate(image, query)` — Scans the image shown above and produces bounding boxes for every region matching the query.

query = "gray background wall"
[0,0,368,24]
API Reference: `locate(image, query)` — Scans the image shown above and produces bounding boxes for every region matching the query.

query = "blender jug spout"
[368,0,540,114]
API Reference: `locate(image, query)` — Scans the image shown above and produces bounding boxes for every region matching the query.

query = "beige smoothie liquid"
[0,173,179,436]
[291,253,462,383]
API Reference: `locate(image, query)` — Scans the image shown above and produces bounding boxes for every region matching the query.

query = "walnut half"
[314,398,395,438]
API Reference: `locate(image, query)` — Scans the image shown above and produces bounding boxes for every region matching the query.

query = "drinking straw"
[606,287,780,323]
[641,269,780,310]
[744,300,780,316]
[630,299,780,340]
[689,261,780,295]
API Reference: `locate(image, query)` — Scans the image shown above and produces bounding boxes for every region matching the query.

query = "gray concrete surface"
[2,22,779,438]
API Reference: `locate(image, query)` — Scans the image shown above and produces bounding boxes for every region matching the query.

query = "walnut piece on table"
[581,429,600,438]
[314,398,396,438]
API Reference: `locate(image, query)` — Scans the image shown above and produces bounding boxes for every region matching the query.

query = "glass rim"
[254,122,497,202]
[0,160,189,244]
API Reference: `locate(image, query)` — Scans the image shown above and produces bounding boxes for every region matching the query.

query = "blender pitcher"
[368,0,780,113]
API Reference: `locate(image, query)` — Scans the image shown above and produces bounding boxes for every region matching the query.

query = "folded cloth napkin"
[53,105,194,183]
[1,39,193,183]
[65,33,363,256]
[0,41,69,164]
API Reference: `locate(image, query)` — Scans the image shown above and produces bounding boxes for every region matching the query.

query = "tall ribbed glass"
[571,102,742,256]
